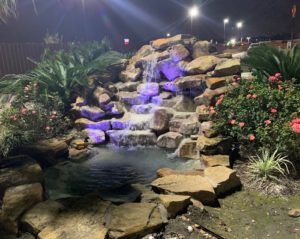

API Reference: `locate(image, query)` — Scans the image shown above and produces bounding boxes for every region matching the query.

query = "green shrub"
[242,45,300,84]
[213,74,300,160]
[0,81,70,158]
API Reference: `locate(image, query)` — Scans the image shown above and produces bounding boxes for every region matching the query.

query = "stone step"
[110,113,153,130]
[107,130,157,146]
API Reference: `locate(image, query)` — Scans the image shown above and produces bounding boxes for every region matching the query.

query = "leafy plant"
[213,74,300,160]
[242,44,300,84]
[0,39,125,108]
[247,148,293,184]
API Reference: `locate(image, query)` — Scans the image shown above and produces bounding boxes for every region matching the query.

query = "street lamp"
[223,18,229,44]
[236,21,243,41]
[189,6,199,35]
[166,33,171,37]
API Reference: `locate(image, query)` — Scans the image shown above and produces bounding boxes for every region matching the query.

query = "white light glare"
[236,22,243,29]
[224,18,229,24]
[189,6,199,18]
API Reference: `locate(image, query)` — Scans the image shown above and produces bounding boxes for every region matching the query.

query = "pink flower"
[291,118,300,125]
[31,110,36,115]
[246,94,252,99]
[264,119,272,126]
[252,94,257,99]
[45,126,51,131]
[230,120,237,125]
[275,73,281,78]
[216,98,223,106]
[239,122,245,128]
[52,111,57,115]
[232,82,238,86]
[249,134,255,141]
[271,108,277,113]
[268,76,277,82]
[10,115,17,121]
[278,85,283,91]
[21,107,27,115]
[291,118,300,134]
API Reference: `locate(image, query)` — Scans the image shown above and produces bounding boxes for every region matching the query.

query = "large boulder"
[79,105,106,121]
[22,139,68,167]
[157,132,183,149]
[115,82,140,92]
[158,59,184,81]
[174,75,207,90]
[206,76,234,90]
[156,168,204,178]
[185,56,220,74]
[204,166,241,195]
[150,108,173,132]
[175,138,198,159]
[173,96,197,112]
[178,115,200,136]
[192,41,217,59]
[107,130,157,146]
[214,59,241,76]
[201,155,230,167]
[151,175,216,204]
[117,91,150,105]
[169,44,190,62]
[82,129,106,144]
[0,183,43,234]
[196,105,210,121]
[137,83,160,97]
[120,65,142,82]
[0,155,42,196]
[108,203,164,239]
[20,200,64,236]
[37,196,110,239]
[151,34,196,50]
[197,135,232,155]
[75,118,111,131]
[159,195,191,218]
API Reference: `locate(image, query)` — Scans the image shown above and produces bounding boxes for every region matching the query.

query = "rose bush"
[0,81,70,158]
[212,74,300,161]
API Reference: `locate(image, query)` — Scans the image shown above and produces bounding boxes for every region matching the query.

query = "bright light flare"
[230,38,236,45]
[189,6,199,18]
[223,18,229,24]
[236,21,243,29]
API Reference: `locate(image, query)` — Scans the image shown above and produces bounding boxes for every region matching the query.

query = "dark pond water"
[44,146,200,202]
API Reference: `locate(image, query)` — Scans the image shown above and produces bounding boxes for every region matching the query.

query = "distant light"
[189,6,199,18]
[166,33,171,37]
[224,18,229,24]
[230,38,236,45]
[236,22,243,29]
[124,38,130,46]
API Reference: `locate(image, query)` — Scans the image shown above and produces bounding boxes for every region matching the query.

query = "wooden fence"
[0,43,68,77]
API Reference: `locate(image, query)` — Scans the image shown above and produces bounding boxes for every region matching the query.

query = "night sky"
[0,0,299,50]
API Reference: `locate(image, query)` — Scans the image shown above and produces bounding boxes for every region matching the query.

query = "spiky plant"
[247,148,294,184]
[0,0,36,22]
[242,44,300,84]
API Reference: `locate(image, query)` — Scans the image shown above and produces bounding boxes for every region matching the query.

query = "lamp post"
[189,6,199,35]
[223,18,229,44]
[236,21,243,42]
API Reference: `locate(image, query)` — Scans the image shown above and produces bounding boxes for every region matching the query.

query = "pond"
[44,146,201,203]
